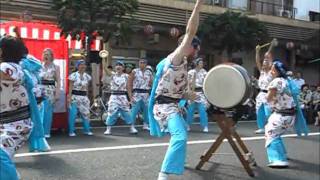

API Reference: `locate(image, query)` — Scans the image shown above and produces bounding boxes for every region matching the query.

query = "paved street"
[15,122,320,180]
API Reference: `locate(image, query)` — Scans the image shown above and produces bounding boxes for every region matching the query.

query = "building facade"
[1,0,319,85]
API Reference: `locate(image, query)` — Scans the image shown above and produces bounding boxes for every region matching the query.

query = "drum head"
[203,64,247,109]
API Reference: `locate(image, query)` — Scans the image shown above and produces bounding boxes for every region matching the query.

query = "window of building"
[227,0,248,10]
[309,11,320,21]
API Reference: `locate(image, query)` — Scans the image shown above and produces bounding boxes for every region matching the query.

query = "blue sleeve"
[288,79,308,136]
[148,59,169,137]
[23,69,45,138]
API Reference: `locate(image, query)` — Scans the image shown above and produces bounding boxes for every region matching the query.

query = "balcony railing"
[177,0,228,7]
[248,0,297,19]
[177,0,297,19]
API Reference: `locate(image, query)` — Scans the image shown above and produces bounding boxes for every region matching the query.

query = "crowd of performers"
[0,0,312,179]
[0,36,211,180]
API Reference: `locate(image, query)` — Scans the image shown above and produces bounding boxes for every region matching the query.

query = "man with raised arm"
[148,0,203,179]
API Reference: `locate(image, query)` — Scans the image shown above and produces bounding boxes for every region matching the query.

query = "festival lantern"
[92,30,99,38]
[170,27,180,38]
[144,24,154,35]
[286,41,295,49]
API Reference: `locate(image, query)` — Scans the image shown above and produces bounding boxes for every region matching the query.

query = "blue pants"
[42,98,54,136]
[0,149,18,180]
[256,103,271,129]
[29,104,50,152]
[186,102,208,128]
[161,113,187,175]
[266,137,288,163]
[29,135,50,152]
[68,103,91,134]
[131,100,148,124]
[106,109,132,126]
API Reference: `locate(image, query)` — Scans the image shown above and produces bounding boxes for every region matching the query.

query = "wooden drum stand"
[196,113,257,177]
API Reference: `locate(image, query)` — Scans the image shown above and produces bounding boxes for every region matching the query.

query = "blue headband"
[195,58,203,65]
[76,60,86,68]
[273,60,287,78]
[116,60,125,67]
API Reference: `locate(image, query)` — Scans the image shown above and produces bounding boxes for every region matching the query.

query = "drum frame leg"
[196,114,255,177]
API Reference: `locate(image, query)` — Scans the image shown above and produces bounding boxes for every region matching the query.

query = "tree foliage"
[199,11,268,57]
[52,0,139,43]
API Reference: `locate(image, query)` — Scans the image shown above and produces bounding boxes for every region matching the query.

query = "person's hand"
[129,98,135,106]
[128,99,134,109]
[55,93,60,102]
[67,95,71,105]
[271,38,278,47]
[256,45,261,52]
[183,91,197,101]
[189,92,197,101]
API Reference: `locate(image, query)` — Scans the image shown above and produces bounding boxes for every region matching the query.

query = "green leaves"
[199,11,268,56]
[52,0,139,43]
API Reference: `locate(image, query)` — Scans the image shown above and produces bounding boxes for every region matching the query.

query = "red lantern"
[92,31,98,38]
[170,27,180,38]
[80,31,86,41]
[286,42,295,49]
[144,24,154,35]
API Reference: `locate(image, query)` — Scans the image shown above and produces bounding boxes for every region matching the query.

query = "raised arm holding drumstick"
[254,39,277,134]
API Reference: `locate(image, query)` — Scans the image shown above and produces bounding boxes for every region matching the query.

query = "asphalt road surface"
[14,121,320,180]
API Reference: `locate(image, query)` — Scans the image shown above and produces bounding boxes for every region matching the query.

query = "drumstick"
[257,38,278,50]
[259,43,270,49]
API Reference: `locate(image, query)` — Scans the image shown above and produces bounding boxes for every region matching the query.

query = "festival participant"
[299,84,312,123]
[148,0,203,179]
[254,42,274,134]
[39,48,61,138]
[104,60,136,135]
[186,58,209,132]
[68,60,93,137]
[265,60,308,168]
[312,85,320,126]
[0,36,33,180]
[128,58,153,131]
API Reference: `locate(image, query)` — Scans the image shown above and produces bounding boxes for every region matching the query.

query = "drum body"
[203,64,253,109]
